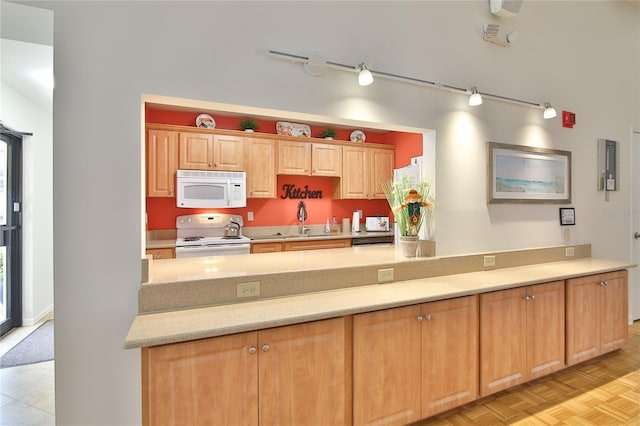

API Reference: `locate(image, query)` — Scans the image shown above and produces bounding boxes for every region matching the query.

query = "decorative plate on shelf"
[276,121,311,138]
[350,130,366,143]
[196,114,216,128]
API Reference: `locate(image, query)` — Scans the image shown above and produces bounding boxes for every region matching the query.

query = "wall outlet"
[377,268,394,282]
[247,212,254,221]
[237,281,260,298]
[566,247,575,257]
[484,255,496,267]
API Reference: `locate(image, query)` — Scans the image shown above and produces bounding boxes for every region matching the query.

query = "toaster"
[365,216,390,232]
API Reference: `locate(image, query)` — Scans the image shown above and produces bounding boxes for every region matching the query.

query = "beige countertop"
[126,248,634,349]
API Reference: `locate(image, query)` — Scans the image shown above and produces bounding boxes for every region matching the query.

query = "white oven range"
[175,213,250,258]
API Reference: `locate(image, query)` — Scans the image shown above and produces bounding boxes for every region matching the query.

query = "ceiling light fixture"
[357,63,374,86]
[469,87,483,106]
[543,103,557,119]
[267,49,559,119]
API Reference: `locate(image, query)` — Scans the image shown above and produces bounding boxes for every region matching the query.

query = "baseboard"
[22,305,54,326]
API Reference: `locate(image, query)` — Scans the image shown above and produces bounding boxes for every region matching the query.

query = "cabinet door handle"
[416,315,423,321]
[599,281,607,286]
[524,295,531,301]
[248,346,257,354]
[262,344,270,352]
[424,313,432,320]
[530,295,536,300]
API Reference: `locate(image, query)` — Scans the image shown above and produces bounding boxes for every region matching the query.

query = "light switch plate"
[566,247,575,257]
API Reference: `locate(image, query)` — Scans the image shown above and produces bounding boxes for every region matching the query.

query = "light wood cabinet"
[341,146,394,199]
[277,140,342,177]
[566,270,628,366]
[311,143,342,176]
[258,317,351,426]
[277,140,310,175]
[143,332,258,426]
[283,238,350,251]
[251,238,351,253]
[245,137,277,198]
[178,132,244,171]
[353,296,478,426]
[421,296,479,417]
[480,281,565,397]
[250,242,283,254]
[142,317,349,426]
[145,248,174,260]
[146,129,178,197]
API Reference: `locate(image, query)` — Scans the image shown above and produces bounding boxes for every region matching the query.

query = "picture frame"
[487,142,572,204]
[559,208,576,226]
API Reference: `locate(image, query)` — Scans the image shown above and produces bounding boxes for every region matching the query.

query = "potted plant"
[382,175,435,257]
[239,118,258,132]
[320,128,337,140]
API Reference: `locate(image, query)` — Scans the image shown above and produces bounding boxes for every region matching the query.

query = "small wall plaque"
[559,208,575,226]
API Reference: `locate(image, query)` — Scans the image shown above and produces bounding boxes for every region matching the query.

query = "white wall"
[0,78,54,325]
[22,1,639,424]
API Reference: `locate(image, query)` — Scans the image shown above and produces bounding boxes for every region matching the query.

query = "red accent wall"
[147,175,391,229]
[145,106,423,230]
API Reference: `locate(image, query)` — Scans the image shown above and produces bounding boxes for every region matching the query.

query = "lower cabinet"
[145,248,175,259]
[251,238,351,253]
[566,270,628,366]
[140,270,629,426]
[352,295,478,426]
[480,281,565,396]
[142,317,350,426]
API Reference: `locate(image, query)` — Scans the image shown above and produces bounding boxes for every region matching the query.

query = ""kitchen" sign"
[280,184,323,199]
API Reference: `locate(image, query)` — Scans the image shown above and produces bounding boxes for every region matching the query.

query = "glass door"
[0,131,22,336]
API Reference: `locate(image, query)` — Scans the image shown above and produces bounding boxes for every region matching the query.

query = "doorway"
[0,128,23,336]
[631,129,640,322]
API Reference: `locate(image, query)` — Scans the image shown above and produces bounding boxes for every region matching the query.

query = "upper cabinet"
[146,129,178,197]
[179,132,245,172]
[277,140,342,177]
[145,125,396,201]
[341,145,394,199]
[245,137,277,198]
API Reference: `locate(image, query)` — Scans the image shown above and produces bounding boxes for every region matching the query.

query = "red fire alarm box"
[562,111,576,128]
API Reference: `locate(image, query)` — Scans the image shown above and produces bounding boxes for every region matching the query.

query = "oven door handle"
[227,180,231,207]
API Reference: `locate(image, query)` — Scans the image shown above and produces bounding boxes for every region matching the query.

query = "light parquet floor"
[415,321,640,426]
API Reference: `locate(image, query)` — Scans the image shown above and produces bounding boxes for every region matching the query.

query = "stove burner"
[182,236,203,242]
[222,236,241,239]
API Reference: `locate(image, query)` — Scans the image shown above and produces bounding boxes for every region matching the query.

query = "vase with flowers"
[382,175,435,257]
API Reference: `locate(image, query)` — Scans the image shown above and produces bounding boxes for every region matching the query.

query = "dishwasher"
[351,235,394,246]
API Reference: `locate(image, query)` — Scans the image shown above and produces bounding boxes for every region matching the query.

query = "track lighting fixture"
[267,49,560,120]
[543,103,557,119]
[469,87,483,106]
[357,63,374,86]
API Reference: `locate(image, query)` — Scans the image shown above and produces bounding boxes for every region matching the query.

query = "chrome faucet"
[297,201,310,234]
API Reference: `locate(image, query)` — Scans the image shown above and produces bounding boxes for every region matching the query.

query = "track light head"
[469,87,483,106]
[358,63,374,86]
[543,102,557,119]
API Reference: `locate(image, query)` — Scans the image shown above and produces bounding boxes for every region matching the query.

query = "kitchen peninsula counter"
[126,243,634,349]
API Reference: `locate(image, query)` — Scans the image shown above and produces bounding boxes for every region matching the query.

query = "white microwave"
[176,170,247,208]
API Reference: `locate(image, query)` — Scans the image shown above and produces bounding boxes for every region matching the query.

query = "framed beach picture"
[487,142,572,204]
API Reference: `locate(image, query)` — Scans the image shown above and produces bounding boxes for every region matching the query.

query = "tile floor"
[0,317,55,426]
